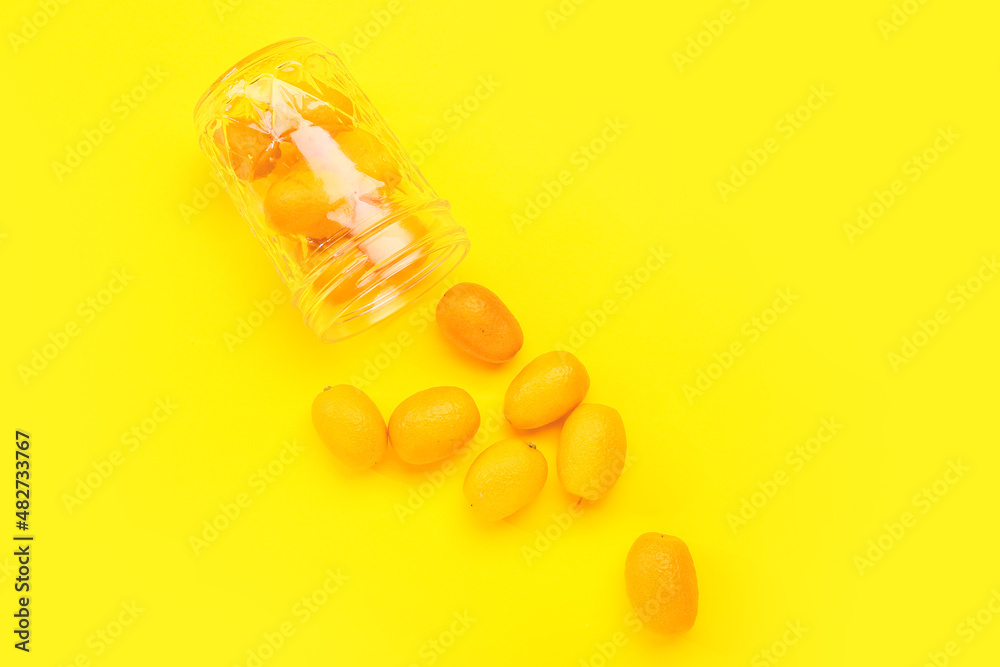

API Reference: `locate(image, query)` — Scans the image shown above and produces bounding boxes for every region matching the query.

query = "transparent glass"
[194,38,469,342]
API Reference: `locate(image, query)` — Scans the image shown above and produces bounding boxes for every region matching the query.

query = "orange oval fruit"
[388,387,480,465]
[334,128,401,190]
[273,139,303,173]
[463,438,547,521]
[311,385,387,468]
[625,533,699,634]
[263,162,346,238]
[217,118,281,181]
[436,283,524,363]
[504,351,589,429]
[214,92,280,181]
[558,403,626,500]
[273,74,355,133]
[299,83,354,131]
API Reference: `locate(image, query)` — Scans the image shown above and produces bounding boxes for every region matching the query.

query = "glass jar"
[194,38,469,342]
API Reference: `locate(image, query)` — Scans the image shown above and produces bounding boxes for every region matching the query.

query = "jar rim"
[308,229,471,342]
[193,37,314,125]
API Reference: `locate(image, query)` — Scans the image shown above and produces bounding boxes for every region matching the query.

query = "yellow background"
[3,0,999,665]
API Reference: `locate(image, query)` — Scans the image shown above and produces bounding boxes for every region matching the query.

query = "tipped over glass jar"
[194,38,469,342]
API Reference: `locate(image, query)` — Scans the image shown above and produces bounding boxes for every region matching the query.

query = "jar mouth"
[300,225,470,343]
[193,37,314,126]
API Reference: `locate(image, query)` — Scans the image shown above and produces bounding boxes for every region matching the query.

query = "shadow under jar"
[194,38,469,342]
